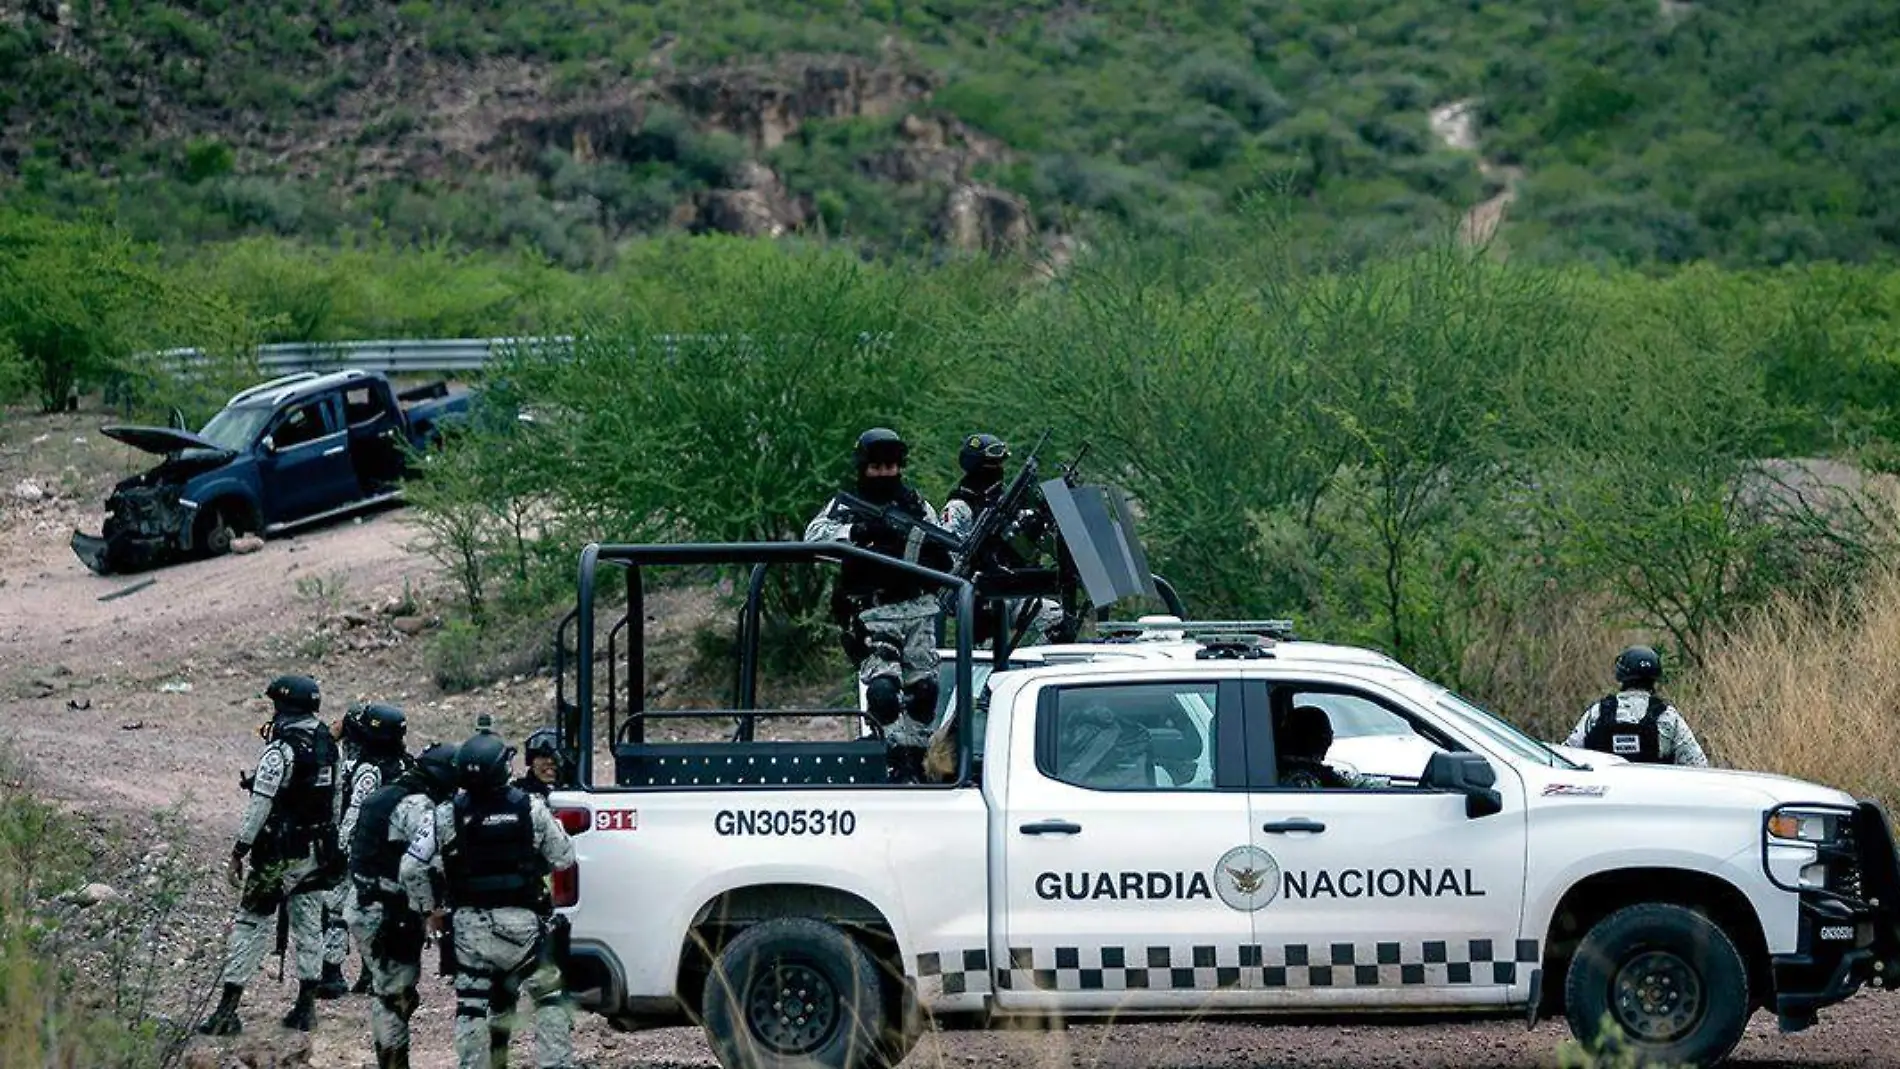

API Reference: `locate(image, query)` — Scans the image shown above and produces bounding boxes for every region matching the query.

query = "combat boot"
[375,1044,410,1069]
[280,979,319,1030]
[315,960,348,999]
[351,966,373,994]
[196,982,244,1036]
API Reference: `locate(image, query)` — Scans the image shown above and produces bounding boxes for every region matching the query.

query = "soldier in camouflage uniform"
[321,702,414,998]
[198,674,343,1036]
[401,732,579,1069]
[938,431,1064,648]
[510,728,564,798]
[1276,705,1390,790]
[805,427,952,783]
[1565,645,1711,766]
[347,741,459,1069]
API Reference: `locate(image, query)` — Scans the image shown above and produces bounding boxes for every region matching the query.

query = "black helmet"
[413,742,460,800]
[456,732,515,792]
[525,727,561,760]
[958,433,1009,476]
[854,427,907,470]
[264,674,321,716]
[343,702,407,748]
[1614,645,1663,687]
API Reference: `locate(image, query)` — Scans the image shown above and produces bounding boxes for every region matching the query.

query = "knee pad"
[865,677,902,726]
[454,981,490,1019]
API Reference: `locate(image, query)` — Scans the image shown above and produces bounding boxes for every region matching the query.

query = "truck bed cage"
[555,541,979,791]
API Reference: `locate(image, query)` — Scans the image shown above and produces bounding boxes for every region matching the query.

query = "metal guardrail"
[153,332,892,376]
[181,337,578,375]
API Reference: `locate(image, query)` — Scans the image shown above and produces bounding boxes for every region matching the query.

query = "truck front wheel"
[1564,902,1750,1066]
[195,502,247,558]
[702,917,888,1069]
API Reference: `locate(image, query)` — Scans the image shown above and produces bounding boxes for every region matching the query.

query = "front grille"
[1825,821,1865,901]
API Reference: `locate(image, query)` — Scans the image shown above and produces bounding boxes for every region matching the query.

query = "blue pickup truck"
[71,369,473,574]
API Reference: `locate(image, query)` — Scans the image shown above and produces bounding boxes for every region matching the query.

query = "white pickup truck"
[542,542,1900,1069]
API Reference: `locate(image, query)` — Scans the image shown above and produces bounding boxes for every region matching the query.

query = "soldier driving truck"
[531,453,1900,1069]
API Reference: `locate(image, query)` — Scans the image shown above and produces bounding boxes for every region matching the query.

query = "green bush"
[0,210,258,417]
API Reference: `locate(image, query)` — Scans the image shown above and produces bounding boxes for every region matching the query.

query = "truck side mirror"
[1422,751,1503,819]
[168,407,186,430]
[261,435,277,454]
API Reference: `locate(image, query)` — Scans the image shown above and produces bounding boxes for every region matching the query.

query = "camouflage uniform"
[348,784,440,1068]
[1564,689,1710,766]
[805,494,945,753]
[401,786,577,1069]
[199,693,342,1036]
[1279,759,1390,791]
[322,742,390,987]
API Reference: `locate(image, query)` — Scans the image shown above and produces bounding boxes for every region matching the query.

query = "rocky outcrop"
[937,183,1031,253]
[862,112,1011,185]
[691,161,810,238]
[477,53,1048,254]
[661,54,937,150]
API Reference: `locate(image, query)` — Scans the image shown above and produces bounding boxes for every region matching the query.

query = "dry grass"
[1677,564,1900,806]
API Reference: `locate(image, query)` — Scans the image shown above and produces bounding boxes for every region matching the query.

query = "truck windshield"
[1432,688,1581,769]
[199,404,274,451]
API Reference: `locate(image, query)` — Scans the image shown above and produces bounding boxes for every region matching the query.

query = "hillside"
[2,0,1896,266]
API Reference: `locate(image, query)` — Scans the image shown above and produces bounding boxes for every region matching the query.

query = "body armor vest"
[443,788,545,911]
[272,721,338,852]
[835,485,948,604]
[948,480,999,514]
[1584,694,1666,763]
[349,781,416,891]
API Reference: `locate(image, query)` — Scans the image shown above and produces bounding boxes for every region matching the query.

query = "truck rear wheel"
[702,917,888,1069]
[1564,902,1750,1067]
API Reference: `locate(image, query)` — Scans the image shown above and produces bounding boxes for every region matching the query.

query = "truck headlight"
[1767,809,1841,844]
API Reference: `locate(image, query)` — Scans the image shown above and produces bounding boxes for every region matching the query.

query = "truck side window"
[343,386,384,425]
[272,400,329,449]
[1040,682,1220,791]
[1270,687,1450,789]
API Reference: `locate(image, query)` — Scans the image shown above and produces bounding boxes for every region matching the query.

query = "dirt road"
[4,409,1900,1067]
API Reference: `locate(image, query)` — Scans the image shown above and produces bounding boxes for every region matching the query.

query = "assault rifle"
[273,896,290,981]
[828,492,966,562]
[956,430,1097,582]
[829,431,1090,618]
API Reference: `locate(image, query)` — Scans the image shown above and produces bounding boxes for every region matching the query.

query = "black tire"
[1564,902,1751,1067]
[702,917,887,1069]
[197,504,238,557]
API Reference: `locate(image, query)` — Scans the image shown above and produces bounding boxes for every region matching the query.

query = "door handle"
[321,445,346,457]
[1019,819,1082,836]
[1262,818,1326,834]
